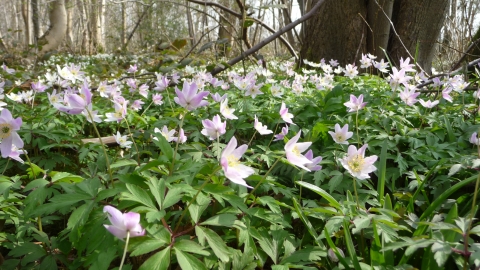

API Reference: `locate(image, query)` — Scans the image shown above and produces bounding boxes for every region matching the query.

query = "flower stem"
[170,116,185,175]
[355,110,360,147]
[119,231,130,270]
[123,117,141,165]
[246,155,284,205]
[267,123,280,148]
[140,100,154,116]
[86,110,113,188]
[353,178,360,209]
[247,130,257,147]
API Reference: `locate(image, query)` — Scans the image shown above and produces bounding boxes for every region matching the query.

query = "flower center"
[335,134,344,142]
[0,123,12,139]
[227,155,239,167]
[292,145,301,156]
[348,154,365,173]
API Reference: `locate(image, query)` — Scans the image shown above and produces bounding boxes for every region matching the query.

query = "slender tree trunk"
[388,0,449,72]
[121,2,127,47]
[281,0,296,47]
[65,0,74,51]
[38,0,67,54]
[31,0,40,44]
[21,0,32,48]
[367,0,393,59]
[186,1,196,47]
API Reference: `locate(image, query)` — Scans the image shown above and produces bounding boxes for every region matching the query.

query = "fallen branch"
[210,0,326,76]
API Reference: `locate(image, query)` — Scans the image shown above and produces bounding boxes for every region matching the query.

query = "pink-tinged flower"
[470,132,480,146]
[274,125,289,141]
[340,144,378,180]
[285,131,313,171]
[220,98,237,120]
[399,57,415,72]
[344,64,359,79]
[103,205,145,240]
[211,93,227,102]
[7,145,26,163]
[201,115,226,140]
[2,63,15,74]
[280,102,295,125]
[131,99,145,111]
[105,102,127,122]
[152,94,163,105]
[97,81,110,98]
[344,94,367,112]
[389,67,412,88]
[360,54,372,69]
[138,84,149,98]
[174,81,209,111]
[442,87,453,103]
[127,64,137,73]
[373,59,389,73]
[82,104,102,123]
[399,88,420,106]
[31,81,47,92]
[173,128,187,144]
[153,126,177,142]
[114,131,133,149]
[419,99,439,108]
[304,150,322,171]
[329,59,339,67]
[126,78,137,92]
[254,115,273,135]
[0,109,24,158]
[210,78,224,88]
[154,76,170,91]
[328,124,353,145]
[220,136,254,188]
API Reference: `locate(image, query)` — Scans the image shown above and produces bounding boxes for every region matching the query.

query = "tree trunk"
[186,1,196,47]
[388,0,449,72]
[65,0,74,51]
[31,0,40,43]
[78,0,90,53]
[38,0,67,54]
[367,0,393,59]
[300,0,367,66]
[281,0,296,48]
[21,0,32,48]
[121,2,127,47]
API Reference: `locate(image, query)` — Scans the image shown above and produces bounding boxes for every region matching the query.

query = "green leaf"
[324,226,350,270]
[139,247,171,270]
[292,198,324,248]
[130,237,169,257]
[431,242,451,267]
[175,248,208,270]
[343,219,362,270]
[67,200,94,230]
[280,247,326,264]
[124,183,157,209]
[50,172,84,183]
[174,239,210,256]
[377,140,388,205]
[296,181,342,211]
[153,132,174,161]
[111,159,138,169]
[195,226,231,262]
[162,187,183,209]
[200,214,237,227]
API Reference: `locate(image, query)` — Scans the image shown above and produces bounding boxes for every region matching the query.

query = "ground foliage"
[0,51,480,270]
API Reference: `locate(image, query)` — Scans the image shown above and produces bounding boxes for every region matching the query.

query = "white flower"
[340,144,378,180]
[153,126,177,142]
[221,136,254,188]
[114,131,133,149]
[254,115,273,135]
[418,99,439,108]
[220,98,238,120]
[328,124,353,145]
[285,131,312,171]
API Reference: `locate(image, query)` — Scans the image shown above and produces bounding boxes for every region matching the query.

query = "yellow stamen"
[347,154,365,173]
[0,123,12,139]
